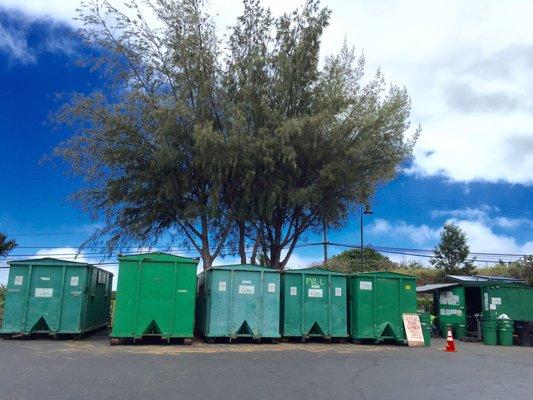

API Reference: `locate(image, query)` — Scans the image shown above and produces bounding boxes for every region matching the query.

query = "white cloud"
[453,219,533,255]
[367,218,440,245]
[432,206,533,230]
[0,21,35,63]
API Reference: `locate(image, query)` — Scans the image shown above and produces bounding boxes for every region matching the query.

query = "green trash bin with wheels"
[497,319,514,346]
[482,319,497,345]
[454,323,467,340]
[440,322,453,338]
[419,313,431,346]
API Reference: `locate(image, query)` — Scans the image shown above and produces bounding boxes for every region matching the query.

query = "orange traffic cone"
[444,327,457,352]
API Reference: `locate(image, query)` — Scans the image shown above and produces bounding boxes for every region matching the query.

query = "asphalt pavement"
[0,333,531,400]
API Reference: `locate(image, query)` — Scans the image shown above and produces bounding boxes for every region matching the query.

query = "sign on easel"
[403,313,425,347]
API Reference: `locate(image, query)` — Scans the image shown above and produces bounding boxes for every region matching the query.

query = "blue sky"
[1,1,532,283]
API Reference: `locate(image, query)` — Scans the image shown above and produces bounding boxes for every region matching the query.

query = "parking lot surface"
[0,333,531,400]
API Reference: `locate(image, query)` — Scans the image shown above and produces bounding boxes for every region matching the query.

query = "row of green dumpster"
[1,253,419,344]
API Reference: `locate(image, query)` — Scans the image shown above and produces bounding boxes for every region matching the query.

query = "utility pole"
[323,221,328,263]
[360,203,373,270]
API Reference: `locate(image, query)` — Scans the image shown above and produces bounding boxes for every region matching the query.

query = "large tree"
[431,223,476,275]
[57,0,416,269]
[225,0,417,268]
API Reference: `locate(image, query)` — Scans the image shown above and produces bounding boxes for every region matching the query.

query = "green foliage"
[322,247,396,273]
[430,223,476,275]
[321,248,446,286]
[0,233,16,257]
[482,256,533,285]
[56,0,415,269]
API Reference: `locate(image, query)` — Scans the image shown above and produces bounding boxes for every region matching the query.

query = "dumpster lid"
[209,264,278,272]
[282,267,346,276]
[8,257,93,267]
[118,252,199,263]
[351,270,416,279]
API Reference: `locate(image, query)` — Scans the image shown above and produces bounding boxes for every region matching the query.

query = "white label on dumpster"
[490,304,497,310]
[218,281,227,292]
[484,293,489,310]
[242,280,252,284]
[308,288,323,298]
[70,276,79,286]
[35,288,53,297]
[268,283,276,293]
[14,276,23,286]
[239,285,255,295]
[360,281,372,291]
[290,286,297,296]
[492,297,502,305]
[440,309,446,316]
[457,310,463,317]
[40,277,50,281]
[335,287,342,297]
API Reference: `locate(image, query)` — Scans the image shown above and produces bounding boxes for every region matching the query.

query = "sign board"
[238,285,255,295]
[402,313,425,347]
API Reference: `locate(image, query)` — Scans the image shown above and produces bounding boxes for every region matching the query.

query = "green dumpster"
[497,319,514,346]
[0,258,113,338]
[280,268,347,341]
[348,271,417,344]
[482,319,497,345]
[197,264,280,342]
[110,253,198,344]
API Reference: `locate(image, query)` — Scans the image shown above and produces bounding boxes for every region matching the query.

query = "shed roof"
[447,274,525,284]
[416,283,459,293]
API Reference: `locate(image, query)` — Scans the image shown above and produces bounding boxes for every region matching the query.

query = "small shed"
[417,275,532,338]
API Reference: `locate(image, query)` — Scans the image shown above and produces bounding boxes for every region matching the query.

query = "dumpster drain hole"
[236,321,253,336]
[30,317,51,332]
[143,319,163,335]
[308,322,325,336]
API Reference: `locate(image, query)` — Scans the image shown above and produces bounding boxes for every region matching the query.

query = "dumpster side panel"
[280,274,302,336]
[260,272,280,338]
[57,266,85,333]
[135,260,174,336]
[25,265,64,333]
[349,276,375,339]
[171,262,197,337]
[329,275,348,337]
[204,269,231,337]
[302,272,328,336]
[110,259,139,337]
[231,270,261,336]
[1,265,30,333]
[376,277,401,339]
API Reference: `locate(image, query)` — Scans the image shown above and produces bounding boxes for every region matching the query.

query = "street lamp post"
[360,203,373,270]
